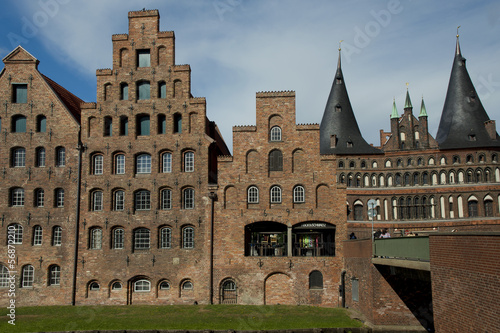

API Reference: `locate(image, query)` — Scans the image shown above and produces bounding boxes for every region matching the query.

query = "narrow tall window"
[158,114,166,134]
[93,155,103,175]
[135,190,151,210]
[309,270,324,289]
[90,228,102,249]
[36,147,46,167]
[247,186,259,204]
[137,114,150,136]
[113,228,124,249]
[160,227,172,249]
[293,186,305,203]
[120,83,128,100]
[120,116,128,136]
[183,188,195,209]
[36,115,46,132]
[49,265,60,286]
[13,84,28,103]
[270,126,282,141]
[134,228,150,249]
[35,189,45,207]
[56,147,65,167]
[52,226,62,246]
[55,188,64,207]
[92,191,103,211]
[104,116,112,137]
[162,152,172,173]
[115,154,125,174]
[21,265,34,288]
[159,82,167,99]
[10,224,23,244]
[468,200,478,217]
[270,186,282,204]
[184,151,194,172]
[12,115,26,132]
[0,265,9,288]
[173,113,182,133]
[114,190,125,211]
[161,188,172,210]
[13,148,26,167]
[136,154,151,174]
[11,188,24,207]
[137,81,150,100]
[33,226,43,246]
[183,226,194,249]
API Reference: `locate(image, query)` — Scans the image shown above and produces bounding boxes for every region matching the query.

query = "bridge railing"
[373,236,429,261]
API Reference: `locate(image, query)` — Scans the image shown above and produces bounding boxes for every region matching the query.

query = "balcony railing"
[293,242,335,257]
[248,242,287,257]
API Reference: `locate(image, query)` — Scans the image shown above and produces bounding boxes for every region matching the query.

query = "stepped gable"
[320,49,382,155]
[436,35,500,149]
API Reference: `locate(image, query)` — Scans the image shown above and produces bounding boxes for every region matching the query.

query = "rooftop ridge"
[128,9,159,18]
[256,91,295,97]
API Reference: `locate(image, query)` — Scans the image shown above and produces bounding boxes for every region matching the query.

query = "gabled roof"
[2,45,39,66]
[436,36,499,149]
[42,74,83,123]
[319,50,382,155]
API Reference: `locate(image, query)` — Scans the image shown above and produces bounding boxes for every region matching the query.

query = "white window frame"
[33,226,42,246]
[136,154,151,174]
[270,126,282,141]
[134,279,151,292]
[35,189,45,207]
[135,190,151,210]
[52,226,62,246]
[21,265,34,288]
[114,190,125,211]
[293,186,305,203]
[270,186,282,204]
[0,265,9,288]
[13,148,26,167]
[183,188,195,209]
[56,147,65,167]
[247,186,259,203]
[134,228,150,249]
[37,147,46,167]
[113,228,124,249]
[115,154,125,174]
[183,227,194,249]
[56,189,64,207]
[11,188,24,207]
[92,191,103,211]
[160,227,172,249]
[184,151,194,172]
[90,228,102,249]
[10,224,23,244]
[93,155,103,175]
[49,265,60,286]
[162,152,172,173]
[161,189,172,210]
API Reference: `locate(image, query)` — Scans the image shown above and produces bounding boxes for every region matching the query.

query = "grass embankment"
[2,304,363,332]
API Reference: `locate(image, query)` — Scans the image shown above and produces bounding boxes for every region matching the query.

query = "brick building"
[0,9,499,325]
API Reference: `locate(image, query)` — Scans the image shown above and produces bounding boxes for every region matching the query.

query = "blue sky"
[1,0,499,152]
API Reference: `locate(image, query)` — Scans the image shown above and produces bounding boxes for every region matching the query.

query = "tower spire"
[419,96,428,117]
[456,26,461,56]
[404,83,412,109]
[391,98,399,119]
[337,40,343,70]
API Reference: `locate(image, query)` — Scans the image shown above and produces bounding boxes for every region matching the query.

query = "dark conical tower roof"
[436,35,500,149]
[320,49,382,155]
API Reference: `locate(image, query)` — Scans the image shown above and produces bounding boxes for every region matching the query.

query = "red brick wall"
[430,233,500,333]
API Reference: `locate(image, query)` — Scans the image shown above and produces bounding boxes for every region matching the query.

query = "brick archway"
[264,273,294,305]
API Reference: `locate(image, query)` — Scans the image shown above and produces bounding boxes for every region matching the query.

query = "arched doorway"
[265,273,294,305]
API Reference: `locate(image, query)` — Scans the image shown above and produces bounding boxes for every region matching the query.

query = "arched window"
[183,188,195,209]
[137,80,150,100]
[112,281,122,290]
[134,279,151,292]
[55,188,64,207]
[184,151,194,172]
[12,147,26,167]
[136,154,151,173]
[293,185,305,203]
[92,190,103,211]
[120,116,128,136]
[484,198,494,217]
[173,113,182,133]
[338,161,344,168]
[34,188,44,208]
[92,154,103,175]
[270,186,282,203]
[309,270,323,289]
[9,224,23,244]
[115,153,125,174]
[33,225,43,245]
[248,186,259,203]
[468,198,478,217]
[36,115,46,132]
[52,226,62,246]
[113,228,124,249]
[11,187,24,207]
[269,150,283,171]
[21,265,34,288]
[134,228,150,250]
[36,147,46,167]
[104,116,112,137]
[353,202,363,221]
[0,264,9,288]
[120,83,128,100]
[160,227,172,249]
[12,115,26,132]
[162,152,172,173]
[270,126,282,141]
[182,226,194,249]
[221,279,237,304]
[161,188,172,210]
[182,281,193,290]
[48,265,60,286]
[158,114,166,134]
[136,114,150,136]
[89,281,100,291]
[90,228,102,249]
[114,190,125,211]
[159,281,170,290]
[135,190,151,210]
[158,81,167,99]
[55,147,65,167]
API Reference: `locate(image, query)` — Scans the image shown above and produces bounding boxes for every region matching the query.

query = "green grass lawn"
[1,304,363,332]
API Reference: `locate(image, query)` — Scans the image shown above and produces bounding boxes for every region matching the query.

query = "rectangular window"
[14,149,26,167]
[162,153,172,173]
[93,192,103,211]
[56,190,64,207]
[137,50,151,67]
[113,229,124,249]
[135,191,151,210]
[120,117,128,136]
[134,230,150,249]
[37,149,46,167]
[161,189,172,210]
[56,148,65,167]
[352,279,359,302]
[184,152,194,172]
[33,227,42,246]
[12,189,24,207]
[115,191,125,211]
[184,188,194,209]
[94,155,103,175]
[13,84,28,103]
[49,267,60,285]
[115,155,125,174]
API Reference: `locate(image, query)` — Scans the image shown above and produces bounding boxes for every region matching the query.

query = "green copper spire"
[404,88,413,109]
[391,98,399,119]
[419,96,428,117]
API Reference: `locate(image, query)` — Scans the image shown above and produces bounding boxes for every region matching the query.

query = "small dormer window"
[347,141,353,148]
[468,134,476,141]
[330,135,337,148]
[335,104,342,112]
[336,76,342,84]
